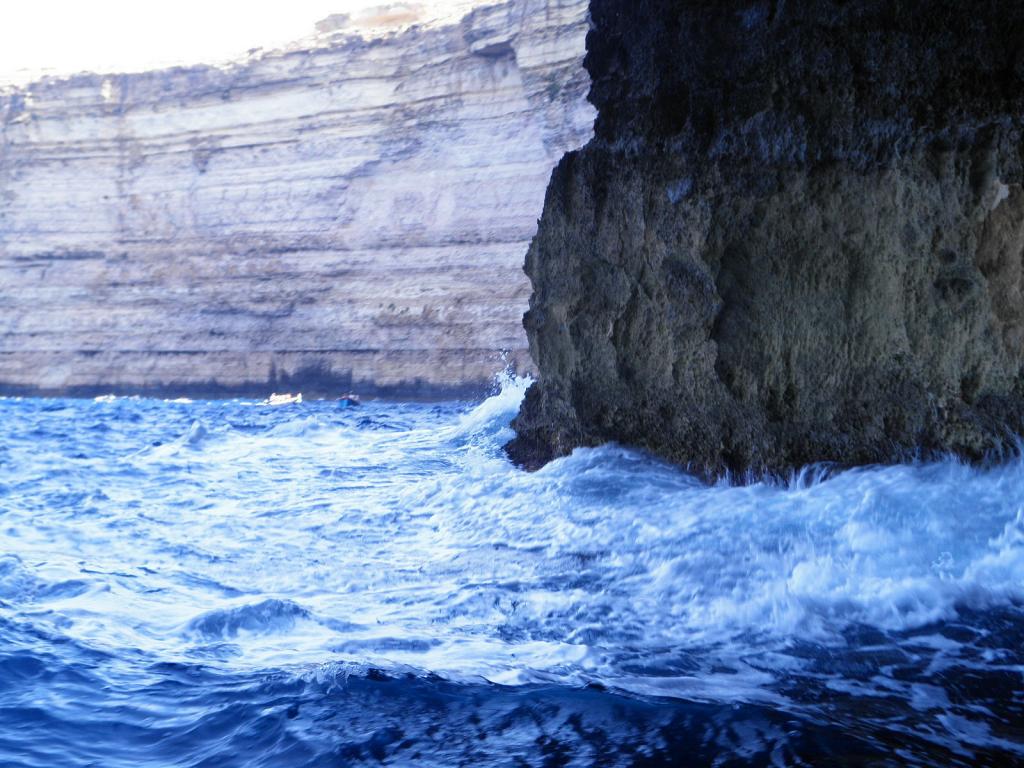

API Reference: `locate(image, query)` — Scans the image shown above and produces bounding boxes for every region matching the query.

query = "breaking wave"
[0,377,1022,765]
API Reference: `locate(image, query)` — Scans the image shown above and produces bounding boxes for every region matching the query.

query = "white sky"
[0,1,477,85]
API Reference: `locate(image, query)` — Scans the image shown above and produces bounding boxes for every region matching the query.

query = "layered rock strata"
[0,0,593,398]
[508,0,1024,474]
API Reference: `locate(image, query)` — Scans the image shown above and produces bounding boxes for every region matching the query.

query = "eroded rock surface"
[0,0,593,398]
[508,0,1024,475]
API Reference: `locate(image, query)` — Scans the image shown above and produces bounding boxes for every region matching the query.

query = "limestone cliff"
[508,0,1024,475]
[0,0,593,398]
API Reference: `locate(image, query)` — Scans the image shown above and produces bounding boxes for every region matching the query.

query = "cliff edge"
[508,0,1024,475]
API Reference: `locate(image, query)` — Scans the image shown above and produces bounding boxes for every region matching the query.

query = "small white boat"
[263,392,303,406]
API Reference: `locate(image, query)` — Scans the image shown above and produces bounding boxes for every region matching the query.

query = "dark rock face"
[507,0,1024,476]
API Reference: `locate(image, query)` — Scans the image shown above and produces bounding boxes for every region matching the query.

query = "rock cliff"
[0,0,593,398]
[508,0,1024,475]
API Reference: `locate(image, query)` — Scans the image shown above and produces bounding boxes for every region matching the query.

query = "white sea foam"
[1,376,1023,728]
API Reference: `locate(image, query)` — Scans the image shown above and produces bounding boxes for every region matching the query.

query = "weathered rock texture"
[0,0,593,398]
[508,0,1024,475]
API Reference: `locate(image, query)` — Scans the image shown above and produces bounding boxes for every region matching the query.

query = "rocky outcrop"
[508,0,1024,475]
[0,0,593,398]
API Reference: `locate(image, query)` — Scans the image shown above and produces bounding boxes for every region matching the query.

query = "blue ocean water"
[0,376,1022,766]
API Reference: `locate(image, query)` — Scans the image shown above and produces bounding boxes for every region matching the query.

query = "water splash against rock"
[0,382,1022,763]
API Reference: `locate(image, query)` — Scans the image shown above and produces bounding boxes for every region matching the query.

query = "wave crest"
[186,599,311,640]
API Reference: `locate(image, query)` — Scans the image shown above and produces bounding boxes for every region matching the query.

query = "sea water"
[0,377,1022,766]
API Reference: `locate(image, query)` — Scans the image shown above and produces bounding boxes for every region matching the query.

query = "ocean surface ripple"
[0,377,1022,766]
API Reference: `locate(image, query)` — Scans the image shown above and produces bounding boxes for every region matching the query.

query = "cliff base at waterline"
[508,0,1024,476]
